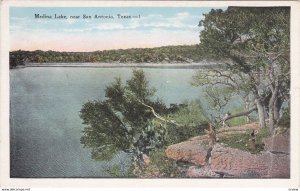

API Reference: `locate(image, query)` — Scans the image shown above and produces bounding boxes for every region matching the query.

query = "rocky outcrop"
[165,125,290,178]
[186,166,220,178]
[211,145,290,178]
[263,132,290,154]
[165,138,210,166]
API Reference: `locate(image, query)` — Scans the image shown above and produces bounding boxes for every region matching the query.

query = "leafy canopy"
[80,69,167,161]
[196,7,290,129]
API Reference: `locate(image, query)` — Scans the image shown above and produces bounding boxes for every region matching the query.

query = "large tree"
[80,69,169,172]
[196,7,290,130]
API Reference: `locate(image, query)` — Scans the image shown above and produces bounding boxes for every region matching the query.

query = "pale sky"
[10,7,224,52]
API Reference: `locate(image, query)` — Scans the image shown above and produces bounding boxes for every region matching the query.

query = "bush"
[166,100,208,145]
[104,163,136,178]
[147,149,184,178]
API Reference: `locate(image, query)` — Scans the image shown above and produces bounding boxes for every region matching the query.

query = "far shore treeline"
[9,45,214,68]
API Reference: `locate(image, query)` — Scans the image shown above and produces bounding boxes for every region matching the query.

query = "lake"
[10,67,206,178]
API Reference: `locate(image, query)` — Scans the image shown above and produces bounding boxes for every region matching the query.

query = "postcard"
[0,0,299,189]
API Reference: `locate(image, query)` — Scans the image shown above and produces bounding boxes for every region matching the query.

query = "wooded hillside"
[9,45,210,68]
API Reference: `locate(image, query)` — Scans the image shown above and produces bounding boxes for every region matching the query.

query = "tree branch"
[126,91,181,126]
[138,101,181,126]
[223,107,257,122]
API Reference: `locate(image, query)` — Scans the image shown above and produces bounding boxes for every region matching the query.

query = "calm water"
[10,67,204,178]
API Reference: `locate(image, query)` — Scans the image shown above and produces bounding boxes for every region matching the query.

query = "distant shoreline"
[21,62,222,69]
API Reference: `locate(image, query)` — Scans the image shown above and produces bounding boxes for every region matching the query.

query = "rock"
[165,123,290,178]
[165,138,210,166]
[265,152,290,178]
[211,144,289,178]
[263,132,290,154]
[186,166,220,178]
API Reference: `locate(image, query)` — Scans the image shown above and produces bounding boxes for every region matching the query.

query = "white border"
[1,1,299,188]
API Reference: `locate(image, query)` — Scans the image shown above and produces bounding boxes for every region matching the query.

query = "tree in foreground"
[194,7,290,131]
[80,69,171,175]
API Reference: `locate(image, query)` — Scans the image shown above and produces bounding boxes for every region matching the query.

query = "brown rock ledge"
[165,126,290,178]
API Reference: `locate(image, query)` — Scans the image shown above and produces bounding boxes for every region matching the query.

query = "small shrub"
[104,162,136,178]
[166,100,208,145]
[147,149,184,178]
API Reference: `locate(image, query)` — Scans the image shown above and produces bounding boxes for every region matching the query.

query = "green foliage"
[191,69,245,127]
[166,124,203,146]
[148,149,183,178]
[166,100,208,144]
[202,86,235,125]
[219,128,271,154]
[80,69,167,161]
[9,45,209,68]
[104,162,136,178]
[227,107,254,127]
[255,127,271,145]
[126,69,156,101]
[168,100,207,127]
[227,116,247,127]
[198,7,290,129]
[204,86,233,111]
[80,101,130,161]
[9,50,28,68]
[199,7,290,61]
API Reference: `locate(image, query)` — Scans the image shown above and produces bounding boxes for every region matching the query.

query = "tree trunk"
[269,89,278,132]
[243,95,252,123]
[273,97,282,124]
[256,98,266,128]
[268,99,275,131]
